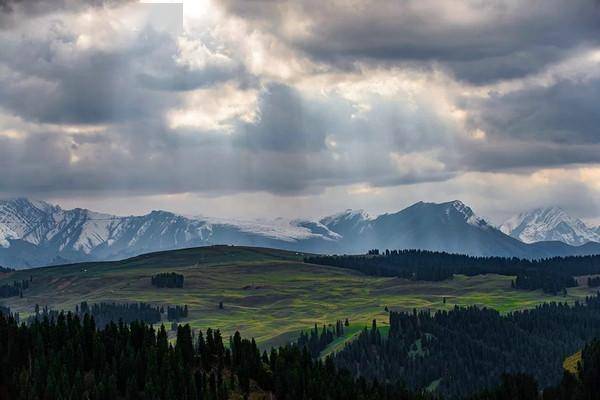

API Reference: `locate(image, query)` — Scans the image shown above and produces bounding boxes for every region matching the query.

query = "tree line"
[0,279,30,298]
[334,292,600,398]
[306,250,600,293]
[167,305,189,321]
[0,310,431,400]
[512,270,576,295]
[470,338,600,400]
[587,276,600,288]
[297,320,347,358]
[151,272,184,288]
[23,301,190,329]
[76,301,163,328]
[2,305,600,399]
[0,266,14,274]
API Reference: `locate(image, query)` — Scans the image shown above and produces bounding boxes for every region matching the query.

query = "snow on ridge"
[446,200,488,227]
[198,215,333,242]
[319,209,371,228]
[0,225,17,248]
[501,206,600,245]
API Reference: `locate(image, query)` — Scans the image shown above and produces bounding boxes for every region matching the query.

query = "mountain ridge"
[501,207,600,246]
[1,198,600,268]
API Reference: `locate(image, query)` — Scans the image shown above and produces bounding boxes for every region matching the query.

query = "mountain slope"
[363,201,531,257]
[1,198,600,268]
[0,199,338,268]
[501,207,600,246]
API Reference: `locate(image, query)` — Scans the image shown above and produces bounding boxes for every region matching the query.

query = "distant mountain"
[319,209,372,250]
[0,198,339,268]
[316,201,600,259]
[500,207,600,246]
[1,198,600,268]
[361,200,530,257]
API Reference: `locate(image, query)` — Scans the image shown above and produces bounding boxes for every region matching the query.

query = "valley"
[1,245,598,348]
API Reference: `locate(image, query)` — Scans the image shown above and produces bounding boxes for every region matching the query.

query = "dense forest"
[0,279,29,299]
[0,311,429,400]
[587,276,600,287]
[24,301,190,329]
[1,304,600,399]
[167,305,189,321]
[334,293,600,398]
[471,338,600,400]
[151,272,185,288]
[76,302,163,328]
[306,250,600,293]
[296,320,347,358]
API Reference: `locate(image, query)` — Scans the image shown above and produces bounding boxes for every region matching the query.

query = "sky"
[1,0,600,225]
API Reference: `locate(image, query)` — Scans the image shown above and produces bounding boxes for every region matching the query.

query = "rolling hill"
[1,245,598,346]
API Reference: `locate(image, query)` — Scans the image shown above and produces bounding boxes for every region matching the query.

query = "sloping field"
[1,245,597,346]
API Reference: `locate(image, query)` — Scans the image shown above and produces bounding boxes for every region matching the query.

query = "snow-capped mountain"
[500,207,600,246]
[0,198,340,268]
[319,209,372,249]
[359,200,529,257]
[1,198,600,268]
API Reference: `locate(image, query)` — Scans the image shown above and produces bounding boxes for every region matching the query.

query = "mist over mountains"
[1,198,599,269]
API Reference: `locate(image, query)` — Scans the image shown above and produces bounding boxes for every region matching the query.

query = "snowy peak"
[2,197,600,268]
[320,209,370,228]
[320,209,372,238]
[0,198,354,267]
[444,200,487,227]
[0,198,60,246]
[405,200,489,228]
[501,207,600,246]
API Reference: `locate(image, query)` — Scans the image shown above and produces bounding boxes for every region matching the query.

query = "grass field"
[564,350,582,374]
[1,245,598,348]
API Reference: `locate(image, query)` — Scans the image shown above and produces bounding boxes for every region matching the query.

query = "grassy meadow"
[1,245,598,348]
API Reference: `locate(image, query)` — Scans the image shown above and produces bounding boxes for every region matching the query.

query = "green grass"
[319,324,370,359]
[564,350,582,374]
[1,245,597,347]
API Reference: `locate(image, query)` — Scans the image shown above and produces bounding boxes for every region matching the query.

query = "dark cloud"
[0,23,242,124]
[234,84,329,153]
[0,76,462,197]
[0,0,133,28]
[0,0,599,219]
[221,0,600,84]
[460,141,600,172]
[0,0,131,14]
[467,79,600,144]
[445,77,600,172]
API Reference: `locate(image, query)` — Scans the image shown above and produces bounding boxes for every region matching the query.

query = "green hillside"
[564,350,582,374]
[1,245,597,347]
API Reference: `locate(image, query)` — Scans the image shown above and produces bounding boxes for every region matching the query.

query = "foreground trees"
[335,294,600,398]
[0,311,429,400]
[2,297,600,399]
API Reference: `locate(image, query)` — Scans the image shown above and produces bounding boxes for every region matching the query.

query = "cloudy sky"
[1,0,600,224]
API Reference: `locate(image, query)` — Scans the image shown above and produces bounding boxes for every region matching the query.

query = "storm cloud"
[221,0,600,84]
[0,0,599,221]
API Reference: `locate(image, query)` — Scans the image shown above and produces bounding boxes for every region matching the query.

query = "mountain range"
[1,198,599,269]
[500,207,600,246]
